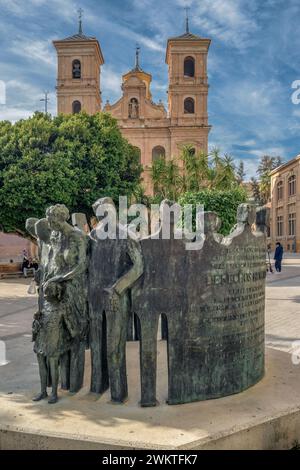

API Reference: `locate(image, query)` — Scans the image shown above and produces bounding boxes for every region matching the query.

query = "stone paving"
[265,255,300,354]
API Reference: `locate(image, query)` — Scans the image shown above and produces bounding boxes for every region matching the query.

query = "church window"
[72,100,81,114]
[129,98,139,118]
[288,175,296,197]
[184,57,195,78]
[277,215,283,237]
[152,146,166,161]
[277,181,283,201]
[188,147,196,156]
[184,97,195,114]
[72,60,81,79]
[289,212,296,236]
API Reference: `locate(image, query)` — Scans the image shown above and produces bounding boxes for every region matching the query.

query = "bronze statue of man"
[88,197,143,402]
[29,204,88,404]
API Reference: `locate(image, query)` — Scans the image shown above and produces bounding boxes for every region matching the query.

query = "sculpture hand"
[43,276,63,291]
[104,287,120,313]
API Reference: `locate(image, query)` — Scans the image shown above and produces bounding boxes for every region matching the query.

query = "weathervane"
[135,44,141,69]
[78,8,83,35]
[185,5,190,34]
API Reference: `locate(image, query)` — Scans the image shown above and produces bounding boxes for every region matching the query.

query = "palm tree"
[257,155,282,203]
[182,145,209,192]
[250,177,261,204]
[150,146,240,201]
[149,157,183,201]
[214,153,236,190]
[236,161,245,185]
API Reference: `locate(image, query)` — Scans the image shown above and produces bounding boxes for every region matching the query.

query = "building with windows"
[270,155,300,252]
[53,17,211,193]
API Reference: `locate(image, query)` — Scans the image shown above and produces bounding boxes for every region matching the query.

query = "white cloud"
[184,0,258,48]
[243,139,257,147]
[0,106,33,122]
[9,39,56,68]
[0,0,75,22]
[4,80,56,115]
[151,82,167,92]
[6,79,41,96]
[249,147,286,158]
[87,13,165,52]
[101,66,123,103]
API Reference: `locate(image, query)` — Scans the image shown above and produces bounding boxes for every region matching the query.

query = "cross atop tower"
[78,8,83,35]
[185,6,190,34]
[135,44,141,70]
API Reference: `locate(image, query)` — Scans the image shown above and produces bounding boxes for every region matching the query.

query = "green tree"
[181,145,209,192]
[213,153,237,190]
[236,161,245,185]
[149,157,183,202]
[256,155,282,204]
[250,177,262,204]
[179,187,247,236]
[150,146,239,202]
[149,146,245,234]
[0,112,142,234]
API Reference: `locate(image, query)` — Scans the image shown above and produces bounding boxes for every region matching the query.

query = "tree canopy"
[251,155,282,204]
[149,146,241,203]
[0,112,142,234]
[179,188,247,236]
[149,146,247,235]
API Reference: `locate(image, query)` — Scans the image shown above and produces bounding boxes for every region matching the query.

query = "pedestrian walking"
[274,242,283,272]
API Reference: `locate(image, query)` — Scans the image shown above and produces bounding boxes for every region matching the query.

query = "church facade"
[53,20,211,193]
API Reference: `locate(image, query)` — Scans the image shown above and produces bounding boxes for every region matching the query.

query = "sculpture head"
[204,212,221,235]
[46,204,70,231]
[236,203,256,226]
[256,207,270,230]
[25,218,39,239]
[35,218,51,244]
[92,197,116,222]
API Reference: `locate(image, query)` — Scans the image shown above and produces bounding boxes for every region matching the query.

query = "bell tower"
[165,12,211,154]
[53,10,104,115]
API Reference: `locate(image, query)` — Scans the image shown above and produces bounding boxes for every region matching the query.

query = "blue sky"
[0,0,300,178]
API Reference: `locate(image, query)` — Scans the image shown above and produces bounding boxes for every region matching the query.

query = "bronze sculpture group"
[26,199,268,406]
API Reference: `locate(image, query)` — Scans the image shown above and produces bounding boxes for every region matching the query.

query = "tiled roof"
[60,33,96,42]
[169,32,202,40]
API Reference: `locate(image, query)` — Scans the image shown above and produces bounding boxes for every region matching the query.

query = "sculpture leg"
[60,351,70,390]
[138,316,158,407]
[126,293,135,341]
[47,358,52,387]
[48,357,59,404]
[69,339,85,393]
[134,313,141,341]
[107,296,128,403]
[32,353,48,401]
[127,311,134,341]
[161,314,168,340]
[89,315,109,394]
[167,313,188,405]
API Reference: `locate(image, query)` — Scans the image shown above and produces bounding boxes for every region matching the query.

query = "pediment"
[123,75,146,88]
